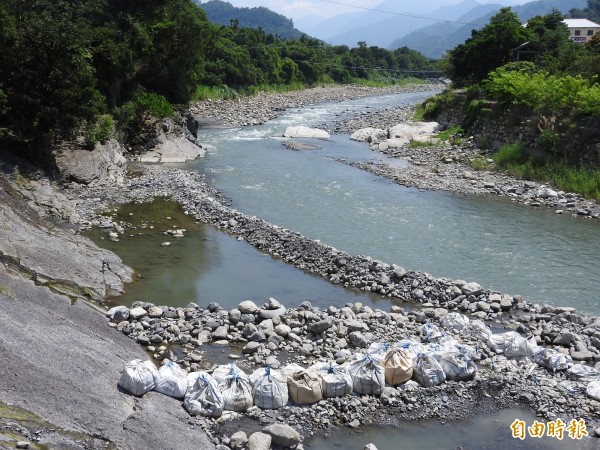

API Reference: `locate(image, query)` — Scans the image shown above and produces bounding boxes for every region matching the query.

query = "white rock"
[283,126,330,139]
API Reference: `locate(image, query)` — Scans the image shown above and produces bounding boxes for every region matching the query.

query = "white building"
[563,18,600,44]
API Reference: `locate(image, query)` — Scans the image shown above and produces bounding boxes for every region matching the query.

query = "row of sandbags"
[428,313,578,372]
[436,312,600,399]
[117,343,478,418]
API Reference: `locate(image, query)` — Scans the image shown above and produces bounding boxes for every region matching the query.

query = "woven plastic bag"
[287,370,323,405]
[310,362,352,398]
[567,364,600,383]
[440,312,470,331]
[118,359,160,396]
[413,353,446,387]
[219,365,253,412]
[154,360,188,398]
[348,353,385,395]
[437,353,477,382]
[382,348,413,386]
[251,367,289,409]
[184,372,224,417]
[421,322,444,341]
[534,349,573,372]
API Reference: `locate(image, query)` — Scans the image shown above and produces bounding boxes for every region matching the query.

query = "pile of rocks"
[347,139,600,219]
[106,296,600,445]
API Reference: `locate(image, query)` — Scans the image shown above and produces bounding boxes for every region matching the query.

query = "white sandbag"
[567,364,600,383]
[348,354,385,395]
[413,353,446,387]
[437,353,477,382]
[212,363,241,385]
[486,331,539,357]
[118,359,160,396]
[396,340,426,357]
[534,349,573,372]
[251,367,289,409]
[280,363,306,378]
[366,342,391,359]
[154,360,188,398]
[439,336,478,360]
[421,322,443,341]
[287,370,323,405]
[586,380,600,401]
[382,348,413,386]
[462,320,492,342]
[440,312,470,331]
[309,362,352,398]
[219,365,253,412]
[504,334,541,358]
[184,372,224,417]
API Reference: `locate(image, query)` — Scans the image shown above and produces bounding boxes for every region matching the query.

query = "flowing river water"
[88,90,599,449]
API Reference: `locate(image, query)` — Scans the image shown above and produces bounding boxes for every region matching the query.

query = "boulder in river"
[283,126,330,139]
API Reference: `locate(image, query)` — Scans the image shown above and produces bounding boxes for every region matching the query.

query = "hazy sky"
[218,0,526,22]
[221,1,382,21]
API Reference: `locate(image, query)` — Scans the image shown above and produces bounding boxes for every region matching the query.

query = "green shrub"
[436,125,464,142]
[538,128,559,150]
[483,67,600,116]
[463,99,490,129]
[85,114,114,148]
[493,143,529,168]
[132,92,173,119]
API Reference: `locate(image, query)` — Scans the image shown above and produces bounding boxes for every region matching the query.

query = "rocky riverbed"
[71,162,600,447]
[4,83,599,449]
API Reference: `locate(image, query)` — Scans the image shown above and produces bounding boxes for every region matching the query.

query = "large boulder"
[263,424,300,448]
[350,127,388,143]
[55,139,127,185]
[283,126,330,139]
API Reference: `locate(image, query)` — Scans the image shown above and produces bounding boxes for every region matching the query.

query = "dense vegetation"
[196,0,305,40]
[0,0,438,164]
[430,1,600,199]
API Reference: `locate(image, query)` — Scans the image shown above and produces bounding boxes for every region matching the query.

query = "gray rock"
[349,331,368,348]
[248,432,271,450]
[344,319,368,332]
[461,282,483,296]
[553,332,574,346]
[308,319,333,334]
[106,306,129,323]
[239,300,259,314]
[213,326,229,340]
[230,431,248,449]
[263,424,301,448]
[364,444,379,450]
[147,306,163,318]
[258,306,286,319]
[243,342,261,354]
[16,442,30,449]
[129,306,147,321]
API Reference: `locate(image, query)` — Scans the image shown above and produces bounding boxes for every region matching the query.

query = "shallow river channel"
[89,90,599,449]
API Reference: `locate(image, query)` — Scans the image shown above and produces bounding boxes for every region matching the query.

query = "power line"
[315,0,486,27]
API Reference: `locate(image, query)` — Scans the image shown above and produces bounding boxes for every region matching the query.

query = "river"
[88,89,599,449]
[187,91,600,315]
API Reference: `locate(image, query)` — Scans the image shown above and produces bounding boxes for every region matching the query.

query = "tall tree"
[447,8,533,86]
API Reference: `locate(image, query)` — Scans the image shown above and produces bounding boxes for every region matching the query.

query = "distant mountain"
[390,0,588,58]
[327,0,485,48]
[301,0,473,46]
[195,0,306,40]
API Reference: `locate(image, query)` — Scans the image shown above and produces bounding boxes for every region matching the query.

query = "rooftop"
[563,18,600,28]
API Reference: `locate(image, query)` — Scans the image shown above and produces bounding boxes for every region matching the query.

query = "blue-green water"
[190,91,600,314]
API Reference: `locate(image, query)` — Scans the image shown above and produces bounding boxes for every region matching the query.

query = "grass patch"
[493,144,600,200]
[412,104,426,121]
[407,139,436,148]
[470,156,490,171]
[436,125,464,144]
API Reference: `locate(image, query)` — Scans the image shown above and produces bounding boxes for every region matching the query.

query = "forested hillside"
[196,0,305,40]
[0,0,438,164]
